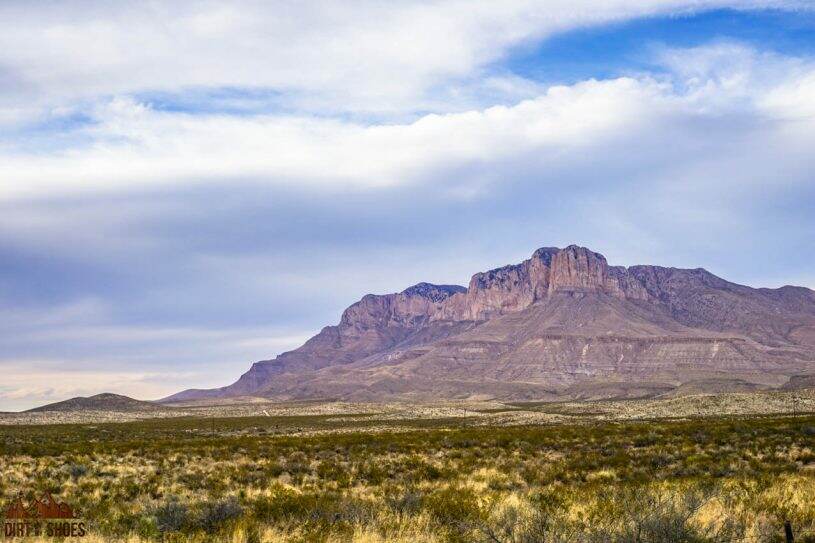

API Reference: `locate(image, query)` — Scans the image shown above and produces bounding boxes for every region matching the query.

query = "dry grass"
[1,406,814,542]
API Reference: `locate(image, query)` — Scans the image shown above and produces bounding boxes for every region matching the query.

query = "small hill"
[26,393,162,413]
[659,379,768,398]
[781,374,815,391]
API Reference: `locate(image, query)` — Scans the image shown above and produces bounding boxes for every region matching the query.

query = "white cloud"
[1,43,813,201]
[0,0,810,118]
[0,79,653,198]
[762,69,815,119]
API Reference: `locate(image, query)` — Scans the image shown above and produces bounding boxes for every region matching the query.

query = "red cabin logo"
[6,492,76,519]
[3,493,85,538]
[4,493,76,520]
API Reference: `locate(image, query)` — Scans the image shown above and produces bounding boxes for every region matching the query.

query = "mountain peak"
[401,282,466,302]
[548,244,610,293]
[531,246,560,265]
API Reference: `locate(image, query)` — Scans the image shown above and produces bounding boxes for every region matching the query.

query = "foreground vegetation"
[1,412,814,542]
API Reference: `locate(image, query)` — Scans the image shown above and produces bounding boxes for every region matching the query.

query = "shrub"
[65,463,88,479]
[197,496,244,533]
[252,486,317,522]
[152,499,190,533]
[385,488,424,515]
[424,486,483,530]
[606,487,745,543]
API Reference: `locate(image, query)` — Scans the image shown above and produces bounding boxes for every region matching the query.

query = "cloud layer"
[4,43,814,200]
[1,0,811,120]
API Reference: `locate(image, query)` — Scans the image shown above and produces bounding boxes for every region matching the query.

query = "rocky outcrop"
[163,245,815,403]
[341,283,464,331]
[548,245,609,293]
[432,245,653,322]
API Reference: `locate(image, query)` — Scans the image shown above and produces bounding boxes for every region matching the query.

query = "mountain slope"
[27,393,162,412]
[164,245,815,402]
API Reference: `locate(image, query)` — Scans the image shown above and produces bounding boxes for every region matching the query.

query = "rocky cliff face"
[341,283,464,331]
[164,245,815,403]
[432,245,655,322]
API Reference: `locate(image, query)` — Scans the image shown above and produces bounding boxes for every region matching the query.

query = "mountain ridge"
[163,245,815,403]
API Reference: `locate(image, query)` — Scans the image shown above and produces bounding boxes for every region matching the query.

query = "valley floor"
[1,396,815,542]
[3,388,815,427]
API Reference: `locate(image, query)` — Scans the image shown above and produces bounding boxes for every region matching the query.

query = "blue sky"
[507,8,815,82]
[1,1,814,410]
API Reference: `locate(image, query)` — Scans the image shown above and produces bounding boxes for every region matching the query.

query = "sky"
[1,1,815,411]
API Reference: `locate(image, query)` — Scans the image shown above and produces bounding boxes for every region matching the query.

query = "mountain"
[164,245,815,403]
[27,393,162,413]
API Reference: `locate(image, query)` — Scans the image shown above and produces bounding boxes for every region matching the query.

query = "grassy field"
[1,411,815,542]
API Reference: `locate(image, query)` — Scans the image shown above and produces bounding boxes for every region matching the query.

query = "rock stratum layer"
[165,245,815,402]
